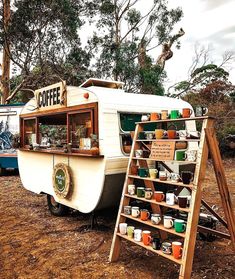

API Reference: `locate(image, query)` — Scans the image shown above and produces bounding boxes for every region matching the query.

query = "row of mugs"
[119,224,184,259]
[138,130,200,140]
[130,167,194,184]
[123,206,187,233]
[141,108,193,121]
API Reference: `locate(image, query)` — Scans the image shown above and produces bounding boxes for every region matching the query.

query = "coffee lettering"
[37,86,61,108]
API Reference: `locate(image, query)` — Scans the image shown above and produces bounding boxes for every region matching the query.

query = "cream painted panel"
[18,151,106,213]
[104,157,129,175]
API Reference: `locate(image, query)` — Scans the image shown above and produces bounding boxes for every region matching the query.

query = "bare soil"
[0,159,234,279]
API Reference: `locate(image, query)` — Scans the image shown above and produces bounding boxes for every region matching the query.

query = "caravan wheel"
[0,168,6,176]
[47,195,69,216]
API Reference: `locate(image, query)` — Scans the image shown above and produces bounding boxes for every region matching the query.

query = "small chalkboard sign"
[150,141,175,160]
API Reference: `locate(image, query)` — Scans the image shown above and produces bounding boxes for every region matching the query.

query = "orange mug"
[182,108,193,118]
[154,191,165,202]
[172,241,183,259]
[140,209,150,221]
[150,112,161,121]
[155,129,166,139]
[167,130,177,139]
[142,230,151,245]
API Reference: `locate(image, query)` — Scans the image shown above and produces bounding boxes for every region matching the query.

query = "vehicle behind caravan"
[0,104,23,175]
[18,79,196,215]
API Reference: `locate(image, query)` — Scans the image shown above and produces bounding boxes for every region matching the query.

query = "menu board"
[150,141,175,160]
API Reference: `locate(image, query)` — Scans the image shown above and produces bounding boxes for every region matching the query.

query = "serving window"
[20,103,99,155]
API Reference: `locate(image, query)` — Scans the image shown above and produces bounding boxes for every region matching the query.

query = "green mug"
[175,150,185,161]
[174,219,186,233]
[127,226,135,238]
[170,110,181,119]
[137,187,145,197]
[138,168,149,177]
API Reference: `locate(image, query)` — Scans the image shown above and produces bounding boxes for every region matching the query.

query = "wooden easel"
[109,116,235,279]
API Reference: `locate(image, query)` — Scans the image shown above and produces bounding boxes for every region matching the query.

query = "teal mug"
[138,168,149,177]
[174,219,186,233]
[170,110,181,119]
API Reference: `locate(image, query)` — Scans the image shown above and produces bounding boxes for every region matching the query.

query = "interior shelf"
[117,233,183,265]
[132,157,197,164]
[125,194,191,213]
[136,139,200,142]
[121,213,186,238]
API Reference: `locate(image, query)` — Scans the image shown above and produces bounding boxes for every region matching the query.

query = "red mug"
[142,230,151,245]
[182,108,193,118]
[154,191,165,202]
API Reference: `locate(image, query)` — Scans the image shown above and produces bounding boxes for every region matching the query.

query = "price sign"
[150,141,175,161]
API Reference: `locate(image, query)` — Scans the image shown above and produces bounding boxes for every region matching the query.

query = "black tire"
[47,194,69,216]
[0,168,6,176]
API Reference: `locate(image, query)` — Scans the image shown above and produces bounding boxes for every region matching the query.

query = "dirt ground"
[0,159,234,279]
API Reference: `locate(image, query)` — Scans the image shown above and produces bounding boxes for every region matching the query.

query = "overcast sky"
[161,0,235,87]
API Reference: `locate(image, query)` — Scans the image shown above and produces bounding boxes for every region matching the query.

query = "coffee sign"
[150,141,175,161]
[52,163,71,198]
[35,81,67,110]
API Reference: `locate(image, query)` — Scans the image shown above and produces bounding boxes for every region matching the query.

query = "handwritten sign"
[150,141,175,161]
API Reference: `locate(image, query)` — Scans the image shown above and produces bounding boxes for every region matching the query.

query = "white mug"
[135,149,143,158]
[166,192,175,205]
[134,229,142,241]
[119,223,128,235]
[170,172,180,182]
[185,150,197,162]
[128,184,135,195]
[151,214,161,225]
[131,206,140,218]
[164,216,174,229]
[179,130,188,140]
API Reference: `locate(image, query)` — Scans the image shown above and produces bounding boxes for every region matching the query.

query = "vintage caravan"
[18,78,195,215]
[0,104,23,175]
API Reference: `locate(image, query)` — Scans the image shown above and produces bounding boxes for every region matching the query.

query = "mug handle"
[170,219,174,228]
[182,224,186,232]
[161,193,165,201]
[203,107,209,115]
[147,235,152,244]
[179,247,183,257]
[136,210,140,216]
[189,108,193,116]
[147,212,150,219]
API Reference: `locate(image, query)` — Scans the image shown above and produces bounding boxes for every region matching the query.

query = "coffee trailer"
[18,78,195,215]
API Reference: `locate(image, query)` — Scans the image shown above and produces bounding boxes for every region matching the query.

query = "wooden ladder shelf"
[109,116,235,279]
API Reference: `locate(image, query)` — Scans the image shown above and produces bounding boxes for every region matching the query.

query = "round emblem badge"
[52,163,71,198]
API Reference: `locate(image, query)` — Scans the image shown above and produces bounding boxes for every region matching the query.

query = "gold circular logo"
[52,163,71,198]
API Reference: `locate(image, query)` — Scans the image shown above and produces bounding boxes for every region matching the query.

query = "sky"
[160,0,235,87]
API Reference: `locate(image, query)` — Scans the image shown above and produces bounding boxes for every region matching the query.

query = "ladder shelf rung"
[116,233,183,265]
[124,194,191,213]
[132,157,197,164]
[136,139,200,142]
[121,213,186,238]
[128,175,195,188]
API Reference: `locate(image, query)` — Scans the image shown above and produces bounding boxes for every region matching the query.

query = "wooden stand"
[109,116,235,279]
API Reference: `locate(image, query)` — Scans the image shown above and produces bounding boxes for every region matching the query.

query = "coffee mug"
[119,223,128,235]
[149,168,158,179]
[136,187,145,197]
[162,242,172,254]
[152,237,161,250]
[150,112,161,121]
[161,110,168,120]
[167,129,177,139]
[174,219,186,233]
[138,131,146,139]
[178,196,188,208]
[175,150,186,161]
[155,129,166,139]
[127,226,135,238]
[195,106,208,117]
[159,171,167,181]
[138,168,149,177]
[134,229,142,242]
[163,216,174,229]
[140,209,150,221]
[170,172,180,182]
[141,115,149,122]
[135,149,143,158]
[124,205,132,215]
[128,184,136,195]
[182,108,193,118]
[181,171,194,185]
[185,150,197,162]
[166,192,175,206]
[151,213,161,225]
[154,191,165,202]
[142,230,151,246]
[170,110,181,119]
[131,206,140,218]
[172,241,183,259]
[130,165,138,175]
[146,132,154,140]
[179,130,188,140]
[144,188,153,200]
